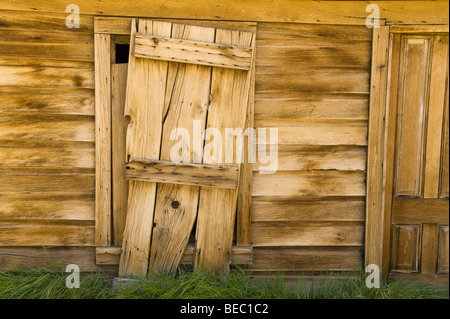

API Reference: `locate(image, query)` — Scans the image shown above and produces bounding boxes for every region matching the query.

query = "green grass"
[0,268,448,299]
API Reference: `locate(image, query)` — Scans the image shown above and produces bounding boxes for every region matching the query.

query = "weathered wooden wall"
[0,10,368,273]
[250,23,369,275]
[0,1,447,275]
[0,11,100,271]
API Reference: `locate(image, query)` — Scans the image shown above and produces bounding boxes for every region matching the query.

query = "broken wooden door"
[388,32,449,282]
[119,19,255,277]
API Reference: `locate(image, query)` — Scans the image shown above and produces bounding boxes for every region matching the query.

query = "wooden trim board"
[94,33,112,247]
[365,25,391,275]
[2,1,449,25]
[96,245,253,266]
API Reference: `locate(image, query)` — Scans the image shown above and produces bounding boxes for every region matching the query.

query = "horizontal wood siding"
[251,23,370,273]
[0,12,373,274]
[0,11,98,270]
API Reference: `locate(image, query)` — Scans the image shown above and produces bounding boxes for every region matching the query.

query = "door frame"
[365,24,449,276]
[93,17,256,266]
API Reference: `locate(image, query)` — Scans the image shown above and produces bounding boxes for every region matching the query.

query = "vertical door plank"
[394,36,432,197]
[94,33,112,247]
[111,63,129,246]
[421,223,439,274]
[391,224,421,272]
[424,35,449,198]
[195,30,254,274]
[148,24,215,274]
[119,20,172,277]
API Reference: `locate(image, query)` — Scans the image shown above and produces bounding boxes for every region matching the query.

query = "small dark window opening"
[115,44,130,64]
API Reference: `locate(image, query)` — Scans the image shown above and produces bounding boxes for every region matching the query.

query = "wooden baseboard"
[96,245,253,266]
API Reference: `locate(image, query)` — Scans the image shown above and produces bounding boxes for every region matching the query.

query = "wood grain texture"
[96,246,122,265]
[383,30,449,285]
[183,244,252,266]
[94,33,112,247]
[256,43,370,68]
[251,221,364,247]
[254,94,369,120]
[365,26,394,274]
[0,36,93,61]
[96,245,252,266]
[0,200,94,221]
[437,225,449,273]
[383,33,410,276]
[257,23,373,42]
[255,145,367,171]
[252,247,363,272]
[255,120,367,146]
[0,224,94,246]
[119,20,171,277]
[252,171,366,197]
[0,113,94,142]
[0,93,94,115]
[117,19,255,276]
[394,36,432,197]
[0,146,94,168]
[125,160,239,189]
[391,225,421,273]
[111,63,129,247]
[2,1,448,25]
[149,23,215,274]
[0,174,94,195]
[421,224,439,274]
[256,120,368,146]
[390,25,449,34]
[256,24,371,68]
[94,17,257,35]
[0,57,94,69]
[133,33,252,70]
[195,29,254,275]
[440,64,450,199]
[0,10,94,33]
[0,247,100,271]
[256,66,369,94]
[392,198,449,224]
[252,196,365,222]
[236,38,256,246]
[0,9,98,258]
[424,35,449,198]
[0,65,94,88]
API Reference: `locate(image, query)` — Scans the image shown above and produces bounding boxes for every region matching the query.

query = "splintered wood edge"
[124,159,240,189]
[96,246,253,266]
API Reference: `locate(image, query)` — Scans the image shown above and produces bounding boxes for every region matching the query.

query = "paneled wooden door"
[387,31,449,284]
